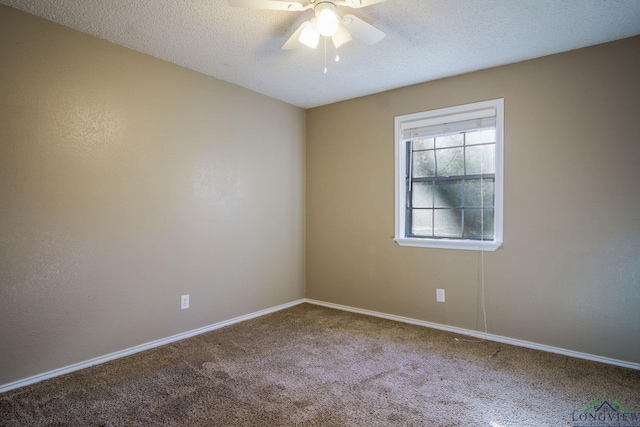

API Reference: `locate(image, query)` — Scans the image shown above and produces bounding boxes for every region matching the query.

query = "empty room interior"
[1,1,639,425]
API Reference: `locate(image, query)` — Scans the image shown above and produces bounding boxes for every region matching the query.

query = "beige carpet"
[1,303,639,426]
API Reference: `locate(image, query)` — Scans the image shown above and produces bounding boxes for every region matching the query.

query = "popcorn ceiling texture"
[1,0,639,108]
[1,304,639,426]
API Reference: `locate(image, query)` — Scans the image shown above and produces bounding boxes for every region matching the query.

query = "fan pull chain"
[323,37,328,74]
[323,37,340,74]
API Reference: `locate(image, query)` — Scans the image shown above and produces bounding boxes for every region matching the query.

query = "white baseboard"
[0,299,306,394]
[305,298,640,371]
[3,297,636,394]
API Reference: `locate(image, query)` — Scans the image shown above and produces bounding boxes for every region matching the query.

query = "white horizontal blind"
[401,107,496,140]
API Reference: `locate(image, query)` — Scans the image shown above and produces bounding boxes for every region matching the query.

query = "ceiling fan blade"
[282,20,320,49]
[342,14,386,45]
[229,0,307,11]
[337,0,387,8]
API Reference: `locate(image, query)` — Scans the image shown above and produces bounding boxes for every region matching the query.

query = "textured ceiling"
[2,0,640,109]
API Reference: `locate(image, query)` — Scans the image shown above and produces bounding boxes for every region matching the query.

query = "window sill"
[394,237,502,251]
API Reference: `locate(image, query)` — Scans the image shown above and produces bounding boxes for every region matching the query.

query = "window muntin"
[394,99,503,251]
[407,129,495,240]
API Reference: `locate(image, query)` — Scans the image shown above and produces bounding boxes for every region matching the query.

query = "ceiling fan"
[229,0,387,50]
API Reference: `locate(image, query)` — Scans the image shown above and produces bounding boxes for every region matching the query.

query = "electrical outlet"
[181,294,190,310]
[436,289,445,303]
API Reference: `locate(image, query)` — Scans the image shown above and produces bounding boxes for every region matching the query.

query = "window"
[394,99,504,251]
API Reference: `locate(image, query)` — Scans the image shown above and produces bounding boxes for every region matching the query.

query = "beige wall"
[307,36,640,364]
[0,6,305,386]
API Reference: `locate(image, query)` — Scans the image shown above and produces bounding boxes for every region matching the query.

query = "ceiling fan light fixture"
[298,21,320,48]
[331,23,352,48]
[315,2,339,37]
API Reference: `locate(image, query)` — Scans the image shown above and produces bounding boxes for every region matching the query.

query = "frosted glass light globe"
[316,7,339,36]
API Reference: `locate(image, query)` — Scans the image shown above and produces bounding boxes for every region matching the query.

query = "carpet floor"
[1,303,639,426]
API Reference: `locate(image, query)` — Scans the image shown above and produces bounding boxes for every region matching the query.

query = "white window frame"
[394,98,504,251]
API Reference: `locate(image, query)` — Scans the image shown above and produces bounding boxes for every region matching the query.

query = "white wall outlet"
[181,294,190,310]
[436,289,445,303]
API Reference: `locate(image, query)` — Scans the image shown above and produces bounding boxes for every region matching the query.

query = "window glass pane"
[411,209,433,236]
[465,144,495,175]
[412,138,434,150]
[435,134,463,148]
[412,182,433,208]
[434,209,462,238]
[463,208,494,239]
[412,150,435,177]
[466,129,495,145]
[434,180,462,208]
[436,147,464,176]
[464,179,494,208]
